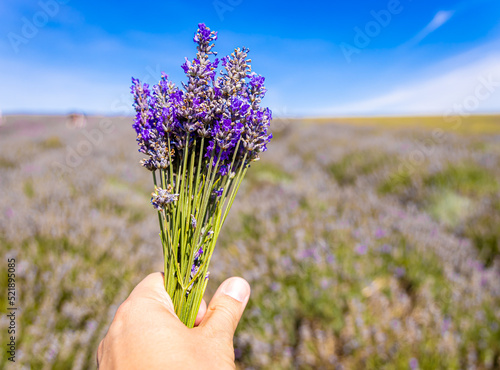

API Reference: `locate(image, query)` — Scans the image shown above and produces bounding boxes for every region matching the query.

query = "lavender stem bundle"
[130,24,272,327]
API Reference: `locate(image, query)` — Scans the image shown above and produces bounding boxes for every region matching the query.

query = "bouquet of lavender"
[130,24,272,327]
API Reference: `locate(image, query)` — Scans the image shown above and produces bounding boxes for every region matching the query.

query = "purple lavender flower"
[380,244,392,254]
[409,357,419,370]
[130,23,272,328]
[375,228,386,239]
[194,246,203,260]
[355,244,368,255]
[442,317,452,333]
[394,267,406,277]
[193,23,218,53]
[131,23,272,174]
[150,186,179,210]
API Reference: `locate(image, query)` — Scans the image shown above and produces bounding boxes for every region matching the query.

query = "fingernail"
[222,278,250,303]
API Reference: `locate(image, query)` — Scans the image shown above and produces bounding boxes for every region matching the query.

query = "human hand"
[96,273,251,369]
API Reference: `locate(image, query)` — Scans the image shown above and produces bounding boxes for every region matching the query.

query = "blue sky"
[1,0,499,117]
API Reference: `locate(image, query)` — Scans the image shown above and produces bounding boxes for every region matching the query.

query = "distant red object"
[67,113,87,128]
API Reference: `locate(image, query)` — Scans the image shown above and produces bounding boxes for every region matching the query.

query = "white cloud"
[402,10,455,48]
[426,11,454,32]
[321,51,500,116]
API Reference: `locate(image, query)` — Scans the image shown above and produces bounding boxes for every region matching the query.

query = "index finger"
[128,272,177,317]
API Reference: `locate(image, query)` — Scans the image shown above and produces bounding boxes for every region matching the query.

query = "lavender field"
[1,114,499,369]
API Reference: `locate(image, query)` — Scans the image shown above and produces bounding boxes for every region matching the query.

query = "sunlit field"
[305,115,500,135]
[1,115,499,369]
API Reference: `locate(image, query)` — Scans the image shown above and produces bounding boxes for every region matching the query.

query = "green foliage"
[39,135,64,150]
[246,161,293,186]
[427,190,470,227]
[377,161,500,266]
[23,180,35,198]
[329,150,391,185]
[0,156,16,169]
[424,163,498,197]
[378,170,413,195]
[464,196,500,266]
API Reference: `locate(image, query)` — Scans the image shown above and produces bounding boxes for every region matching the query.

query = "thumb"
[199,277,251,342]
